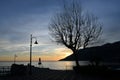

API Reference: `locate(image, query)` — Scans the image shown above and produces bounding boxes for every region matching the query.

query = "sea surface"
[0,61,89,70]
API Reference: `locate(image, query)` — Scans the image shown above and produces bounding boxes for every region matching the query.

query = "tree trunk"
[73,50,80,66]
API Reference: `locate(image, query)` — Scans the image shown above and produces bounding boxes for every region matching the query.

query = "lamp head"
[34,40,38,44]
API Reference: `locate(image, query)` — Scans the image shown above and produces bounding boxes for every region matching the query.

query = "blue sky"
[0,0,120,61]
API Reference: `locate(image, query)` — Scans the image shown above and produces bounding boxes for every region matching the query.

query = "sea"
[0,61,89,70]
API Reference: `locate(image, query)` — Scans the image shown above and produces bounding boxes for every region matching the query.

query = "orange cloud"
[0,47,73,61]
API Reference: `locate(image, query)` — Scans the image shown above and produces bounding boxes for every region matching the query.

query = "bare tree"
[49,1,102,66]
[82,13,102,49]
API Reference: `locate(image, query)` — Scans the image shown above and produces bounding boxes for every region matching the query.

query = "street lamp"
[29,34,38,75]
[14,54,17,64]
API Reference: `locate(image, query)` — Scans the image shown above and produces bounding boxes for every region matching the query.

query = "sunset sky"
[0,0,120,61]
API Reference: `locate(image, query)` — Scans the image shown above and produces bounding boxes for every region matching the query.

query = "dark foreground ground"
[0,67,120,80]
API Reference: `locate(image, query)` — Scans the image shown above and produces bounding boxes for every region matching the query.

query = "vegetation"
[49,0,102,66]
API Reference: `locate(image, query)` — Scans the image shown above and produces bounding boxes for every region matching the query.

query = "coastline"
[1,66,120,80]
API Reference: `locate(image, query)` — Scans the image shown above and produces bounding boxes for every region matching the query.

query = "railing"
[0,66,11,76]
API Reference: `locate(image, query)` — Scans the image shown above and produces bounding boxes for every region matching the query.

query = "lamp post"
[14,54,17,64]
[29,34,38,75]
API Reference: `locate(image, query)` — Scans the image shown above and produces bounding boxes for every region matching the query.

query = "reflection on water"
[41,61,75,70]
[0,61,89,70]
[42,61,89,70]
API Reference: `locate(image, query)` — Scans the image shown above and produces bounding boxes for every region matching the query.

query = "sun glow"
[0,47,73,61]
[65,52,72,57]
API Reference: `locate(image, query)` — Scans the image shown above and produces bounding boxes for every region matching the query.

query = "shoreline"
[1,66,120,80]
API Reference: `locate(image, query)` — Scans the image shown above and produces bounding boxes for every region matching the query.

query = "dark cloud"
[0,0,61,18]
[0,0,120,60]
[0,0,62,44]
[81,0,120,42]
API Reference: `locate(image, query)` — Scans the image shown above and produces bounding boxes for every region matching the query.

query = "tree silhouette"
[49,0,102,66]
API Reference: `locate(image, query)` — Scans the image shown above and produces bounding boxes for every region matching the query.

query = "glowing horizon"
[0,0,120,62]
[0,48,72,61]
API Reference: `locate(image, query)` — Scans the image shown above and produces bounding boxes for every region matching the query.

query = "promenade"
[0,67,120,80]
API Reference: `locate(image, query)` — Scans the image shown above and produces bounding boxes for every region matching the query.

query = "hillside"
[60,41,120,62]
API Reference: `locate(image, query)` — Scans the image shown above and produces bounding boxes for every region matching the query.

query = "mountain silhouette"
[60,41,120,62]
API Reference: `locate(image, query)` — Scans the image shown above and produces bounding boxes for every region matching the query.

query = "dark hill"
[60,41,120,62]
